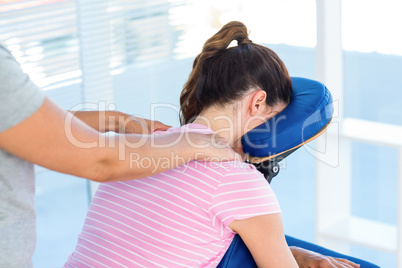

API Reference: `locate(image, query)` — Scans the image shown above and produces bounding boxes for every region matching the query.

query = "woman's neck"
[191,106,244,146]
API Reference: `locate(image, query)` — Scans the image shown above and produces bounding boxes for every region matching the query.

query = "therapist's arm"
[0,97,236,182]
[72,111,170,134]
[229,214,298,268]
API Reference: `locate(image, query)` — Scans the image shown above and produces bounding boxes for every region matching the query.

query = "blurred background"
[1,0,401,267]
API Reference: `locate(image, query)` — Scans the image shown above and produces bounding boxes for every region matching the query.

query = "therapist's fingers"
[120,117,150,134]
[134,118,171,133]
[149,120,171,132]
[118,115,171,134]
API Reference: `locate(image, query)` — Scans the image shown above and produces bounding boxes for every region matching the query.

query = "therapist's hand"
[290,247,360,268]
[118,115,170,134]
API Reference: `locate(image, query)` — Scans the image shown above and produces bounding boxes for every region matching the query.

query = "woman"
[63,21,293,267]
[64,21,357,267]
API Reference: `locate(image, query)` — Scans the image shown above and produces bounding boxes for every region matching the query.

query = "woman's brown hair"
[179,21,292,125]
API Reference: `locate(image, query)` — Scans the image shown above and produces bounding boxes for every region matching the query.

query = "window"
[0,0,80,90]
[342,0,402,126]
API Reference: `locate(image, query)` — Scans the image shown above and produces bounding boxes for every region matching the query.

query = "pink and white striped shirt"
[64,124,281,268]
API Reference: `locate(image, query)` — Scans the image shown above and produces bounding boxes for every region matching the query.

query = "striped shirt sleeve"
[209,162,281,234]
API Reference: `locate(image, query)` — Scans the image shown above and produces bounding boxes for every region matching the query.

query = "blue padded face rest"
[242,77,333,158]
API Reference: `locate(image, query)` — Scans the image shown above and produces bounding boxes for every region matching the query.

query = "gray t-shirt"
[0,45,45,268]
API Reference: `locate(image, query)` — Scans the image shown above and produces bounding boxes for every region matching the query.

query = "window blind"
[108,0,185,72]
[0,0,188,95]
[0,0,81,90]
[0,0,192,212]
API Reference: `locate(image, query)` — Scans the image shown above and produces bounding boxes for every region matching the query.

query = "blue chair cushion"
[217,235,254,268]
[241,77,333,159]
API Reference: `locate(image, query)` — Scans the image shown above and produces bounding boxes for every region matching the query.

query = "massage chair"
[217,77,379,268]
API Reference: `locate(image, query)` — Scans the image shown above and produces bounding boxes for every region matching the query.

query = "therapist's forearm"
[0,97,237,183]
[100,133,195,181]
[0,98,194,182]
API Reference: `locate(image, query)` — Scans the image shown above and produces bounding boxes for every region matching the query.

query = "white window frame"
[315,0,402,265]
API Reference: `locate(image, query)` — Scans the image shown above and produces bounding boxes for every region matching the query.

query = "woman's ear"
[249,90,267,116]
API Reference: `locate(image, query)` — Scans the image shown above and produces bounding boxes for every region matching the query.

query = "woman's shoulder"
[218,160,258,173]
[189,160,260,179]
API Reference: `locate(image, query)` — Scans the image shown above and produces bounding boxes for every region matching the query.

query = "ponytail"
[180,21,291,125]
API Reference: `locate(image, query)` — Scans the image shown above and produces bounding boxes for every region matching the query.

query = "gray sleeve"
[0,44,45,133]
